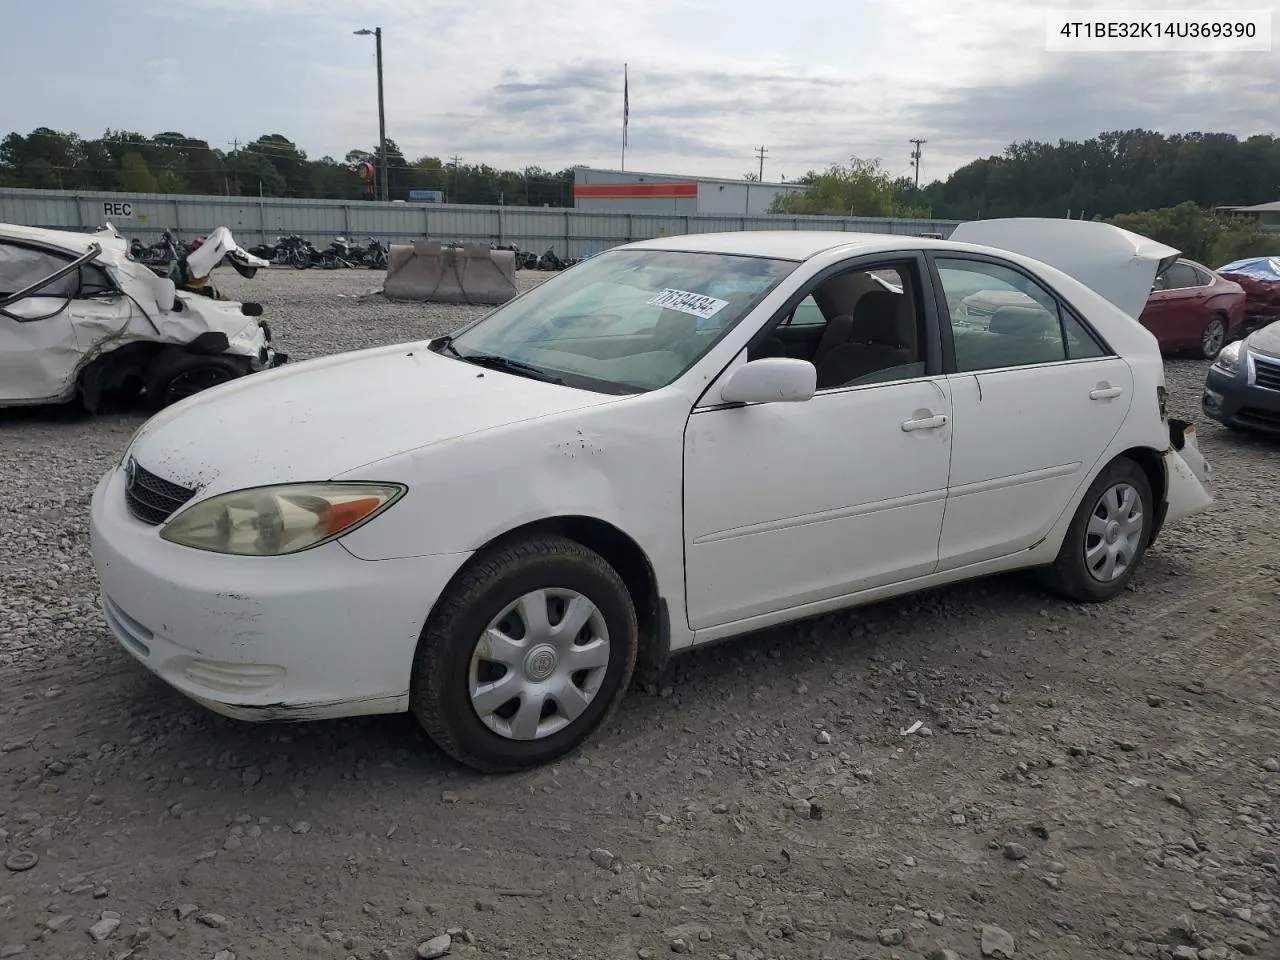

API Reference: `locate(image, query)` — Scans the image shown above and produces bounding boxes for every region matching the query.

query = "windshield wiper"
[434,337,564,384]
[461,353,566,384]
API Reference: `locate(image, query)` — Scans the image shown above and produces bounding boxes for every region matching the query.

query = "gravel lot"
[1,266,1278,960]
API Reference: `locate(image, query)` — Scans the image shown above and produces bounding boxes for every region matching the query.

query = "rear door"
[1140,268,1179,348]
[0,241,84,403]
[1155,261,1206,349]
[929,253,1135,571]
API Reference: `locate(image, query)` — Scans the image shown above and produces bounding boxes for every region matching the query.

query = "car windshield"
[442,248,796,393]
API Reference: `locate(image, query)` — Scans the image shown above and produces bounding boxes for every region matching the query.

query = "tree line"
[3,126,1278,241]
[0,129,577,207]
[770,129,1280,221]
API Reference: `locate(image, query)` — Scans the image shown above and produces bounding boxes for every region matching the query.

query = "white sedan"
[89,219,1213,771]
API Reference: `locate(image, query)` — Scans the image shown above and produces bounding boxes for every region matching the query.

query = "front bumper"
[89,464,469,720]
[1202,357,1280,434]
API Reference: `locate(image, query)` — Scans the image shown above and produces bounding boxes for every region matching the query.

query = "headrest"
[989,305,1054,337]
[853,290,906,342]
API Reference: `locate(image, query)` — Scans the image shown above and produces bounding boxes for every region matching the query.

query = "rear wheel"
[1039,457,1153,602]
[410,536,637,772]
[1201,315,1228,360]
[145,353,244,408]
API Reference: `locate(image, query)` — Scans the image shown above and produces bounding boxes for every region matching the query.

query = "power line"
[754,145,768,181]
[909,138,927,190]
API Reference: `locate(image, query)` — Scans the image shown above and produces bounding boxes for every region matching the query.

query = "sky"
[5,0,1277,184]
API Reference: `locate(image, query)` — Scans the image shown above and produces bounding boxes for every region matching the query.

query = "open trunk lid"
[949,218,1180,320]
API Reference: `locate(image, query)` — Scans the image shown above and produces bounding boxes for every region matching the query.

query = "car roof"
[621,230,955,261]
[0,222,101,254]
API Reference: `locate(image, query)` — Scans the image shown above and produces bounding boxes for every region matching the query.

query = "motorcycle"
[322,236,359,269]
[495,243,538,270]
[274,234,318,269]
[135,229,185,268]
[350,236,389,269]
[536,247,569,271]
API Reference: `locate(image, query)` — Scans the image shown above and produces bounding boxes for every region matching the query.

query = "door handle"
[1089,385,1123,400]
[901,414,948,431]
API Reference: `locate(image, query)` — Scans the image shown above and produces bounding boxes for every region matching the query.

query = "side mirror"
[719,357,816,405]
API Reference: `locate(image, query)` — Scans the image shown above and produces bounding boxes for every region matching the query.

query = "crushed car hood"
[950,218,1180,321]
[125,342,620,495]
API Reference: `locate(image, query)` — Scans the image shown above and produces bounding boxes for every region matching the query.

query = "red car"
[1139,258,1247,360]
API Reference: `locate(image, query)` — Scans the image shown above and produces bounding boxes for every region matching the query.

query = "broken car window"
[0,243,80,300]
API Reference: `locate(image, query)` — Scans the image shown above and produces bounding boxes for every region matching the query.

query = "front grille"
[124,460,197,525]
[1253,356,1280,392]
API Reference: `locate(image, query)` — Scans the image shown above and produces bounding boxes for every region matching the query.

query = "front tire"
[410,536,638,772]
[145,353,244,409]
[1039,457,1153,602]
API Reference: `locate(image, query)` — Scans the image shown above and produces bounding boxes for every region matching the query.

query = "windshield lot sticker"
[647,288,730,320]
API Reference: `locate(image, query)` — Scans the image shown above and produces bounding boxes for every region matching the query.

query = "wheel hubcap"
[1083,482,1144,583]
[1204,320,1225,356]
[468,588,610,741]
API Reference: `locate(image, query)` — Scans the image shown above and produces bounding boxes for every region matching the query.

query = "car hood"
[125,342,620,495]
[949,218,1180,320]
[1247,320,1280,359]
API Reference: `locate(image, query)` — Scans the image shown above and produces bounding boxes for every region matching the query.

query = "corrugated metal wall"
[0,187,961,259]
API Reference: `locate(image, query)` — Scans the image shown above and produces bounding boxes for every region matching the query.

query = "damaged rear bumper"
[1160,418,1213,529]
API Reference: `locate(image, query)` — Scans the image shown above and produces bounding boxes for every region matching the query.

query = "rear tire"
[410,536,637,772]
[1038,457,1153,602]
[1200,315,1228,360]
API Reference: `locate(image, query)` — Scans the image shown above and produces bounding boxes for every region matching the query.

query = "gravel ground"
[1,266,1278,960]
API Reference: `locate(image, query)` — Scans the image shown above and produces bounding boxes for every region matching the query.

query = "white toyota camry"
[89,218,1214,771]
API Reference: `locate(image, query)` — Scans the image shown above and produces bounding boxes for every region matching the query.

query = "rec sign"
[102,201,134,218]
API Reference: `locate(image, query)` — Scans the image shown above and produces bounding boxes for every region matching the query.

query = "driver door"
[682,254,953,632]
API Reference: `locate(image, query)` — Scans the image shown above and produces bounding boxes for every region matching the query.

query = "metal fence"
[0,187,962,259]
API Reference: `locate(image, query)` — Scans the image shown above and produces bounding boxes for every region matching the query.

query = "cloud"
[3,0,1273,183]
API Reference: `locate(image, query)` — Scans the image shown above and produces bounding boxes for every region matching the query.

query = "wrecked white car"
[0,222,285,412]
[91,218,1212,773]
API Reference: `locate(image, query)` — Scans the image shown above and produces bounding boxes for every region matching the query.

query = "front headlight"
[1212,340,1243,375]
[160,482,405,556]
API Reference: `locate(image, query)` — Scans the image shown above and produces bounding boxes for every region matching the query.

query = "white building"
[572,166,806,215]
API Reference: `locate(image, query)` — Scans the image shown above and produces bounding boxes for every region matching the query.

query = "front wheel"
[410,536,638,772]
[145,353,244,409]
[1201,315,1228,360]
[1039,457,1153,602]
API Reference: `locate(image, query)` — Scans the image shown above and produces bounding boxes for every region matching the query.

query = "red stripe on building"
[574,182,699,199]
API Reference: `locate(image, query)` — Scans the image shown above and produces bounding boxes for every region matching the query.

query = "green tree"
[769,157,930,217]
[117,152,159,193]
[1105,202,1276,268]
[247,134,310,196]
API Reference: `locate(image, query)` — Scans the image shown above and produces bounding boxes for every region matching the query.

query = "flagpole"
[621,63,628,171]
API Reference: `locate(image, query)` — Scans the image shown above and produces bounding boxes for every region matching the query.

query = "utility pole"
[449,155,461,201]
[909,138,927,190]
[354,27,388,201]
[754,145,768,181]
[227,139,241,196]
